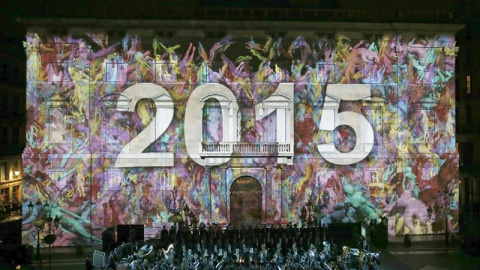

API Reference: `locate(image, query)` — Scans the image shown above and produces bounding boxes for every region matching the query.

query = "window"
[48,29,67,36]
[363,33,383,41]
[158,170,172,190]
[467,105,473,133]
[48,107,68,143]
[100,94,132,153]
[108,30,125,37]
[365,106,385,153]
[409,106,437,150]
[0,92,7,117]
[105,169,122,188]
[11,161,20,179]
[459,142,473,167]
[47,169,66,183]
[467,75,471,95]
[316,32,335,39]
[267,32,285,39]
[417,34,435,42]
[12,186,19,203]
[11,96,20,117]
[0,188,9,203]
[105,57,128,82]
[44,96,71,149]
[156,31,175,38]
[0,127,7,145]
[0,163,6,181]
[206,31,225,38]
[12,127,19,146]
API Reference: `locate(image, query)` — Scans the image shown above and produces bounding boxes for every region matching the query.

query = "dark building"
[0,2,26,222]
[453,0,480,234]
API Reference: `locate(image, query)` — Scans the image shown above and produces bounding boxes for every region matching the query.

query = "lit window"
[467,75,471,95]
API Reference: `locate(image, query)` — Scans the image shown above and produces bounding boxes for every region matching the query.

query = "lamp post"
[28,199,44,260]
[443,188,454,246]
[27,200,60,262]
[45,212,60,270]
[33,218,46,260]
[278,164,286,223]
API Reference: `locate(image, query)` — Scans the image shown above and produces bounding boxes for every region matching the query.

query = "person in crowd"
[106,222,381,270]
[85,254,93,270]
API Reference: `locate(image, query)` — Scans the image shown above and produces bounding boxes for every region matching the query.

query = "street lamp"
[11,165,20,177]
[27,200,43,260]
[35,199,42,210]
[45,213,60,269]
[27,201,34,213]
[278,164,286,223]
[443,188,454,246]
[26,200,60,261]
[33,218,46,260]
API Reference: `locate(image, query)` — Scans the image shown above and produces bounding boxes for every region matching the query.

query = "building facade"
[0,35,26,223]
[454,1,480,233]
[20,18,461,246]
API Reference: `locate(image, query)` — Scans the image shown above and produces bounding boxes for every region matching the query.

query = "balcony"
[199,142,293,163]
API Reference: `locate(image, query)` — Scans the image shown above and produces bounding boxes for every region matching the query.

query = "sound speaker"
[116,225,144,243]
[102,227,115,252]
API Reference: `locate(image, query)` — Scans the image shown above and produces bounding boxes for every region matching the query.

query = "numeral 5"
[317,84,374,165]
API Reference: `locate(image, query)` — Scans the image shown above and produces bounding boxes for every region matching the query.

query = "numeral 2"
[115,83,174,167]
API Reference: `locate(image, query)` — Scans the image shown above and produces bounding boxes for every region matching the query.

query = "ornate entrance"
[230,176,262,226]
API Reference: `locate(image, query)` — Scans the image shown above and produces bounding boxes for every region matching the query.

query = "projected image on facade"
[22,32,458,246]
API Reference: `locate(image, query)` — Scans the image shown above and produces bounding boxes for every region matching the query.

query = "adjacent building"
[0,35,26,222]
[454,0,480,233]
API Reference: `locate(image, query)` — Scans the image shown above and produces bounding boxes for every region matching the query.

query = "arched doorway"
[230,176,262,226]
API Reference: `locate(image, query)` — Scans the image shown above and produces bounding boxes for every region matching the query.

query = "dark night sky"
[0,0,477,65]
[0,0,471,39]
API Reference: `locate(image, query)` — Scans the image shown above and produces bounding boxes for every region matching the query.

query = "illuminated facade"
[21,19,461,246]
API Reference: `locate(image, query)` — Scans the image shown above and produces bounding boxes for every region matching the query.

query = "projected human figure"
[343,183,382,224]
[389,190,398,205]
[382,165,394,183]
[413,184,421,199]
[25,34,42,81]
[48,203,102,244]
[402,167,417,192]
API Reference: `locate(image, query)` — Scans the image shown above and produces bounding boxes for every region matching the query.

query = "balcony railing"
[200,142,292,157]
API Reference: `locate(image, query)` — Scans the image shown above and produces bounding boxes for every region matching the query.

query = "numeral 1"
[255,83,294,164]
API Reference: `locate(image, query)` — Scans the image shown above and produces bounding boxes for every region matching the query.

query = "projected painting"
[22,32,458,246]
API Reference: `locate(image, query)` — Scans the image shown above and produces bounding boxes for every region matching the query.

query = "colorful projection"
[22,31,458,246]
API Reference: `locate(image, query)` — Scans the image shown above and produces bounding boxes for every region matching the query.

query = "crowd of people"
[97,222,380,270]
[0,201,22,221]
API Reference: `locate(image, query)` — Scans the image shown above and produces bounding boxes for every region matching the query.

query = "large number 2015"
[114,83,374,167]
